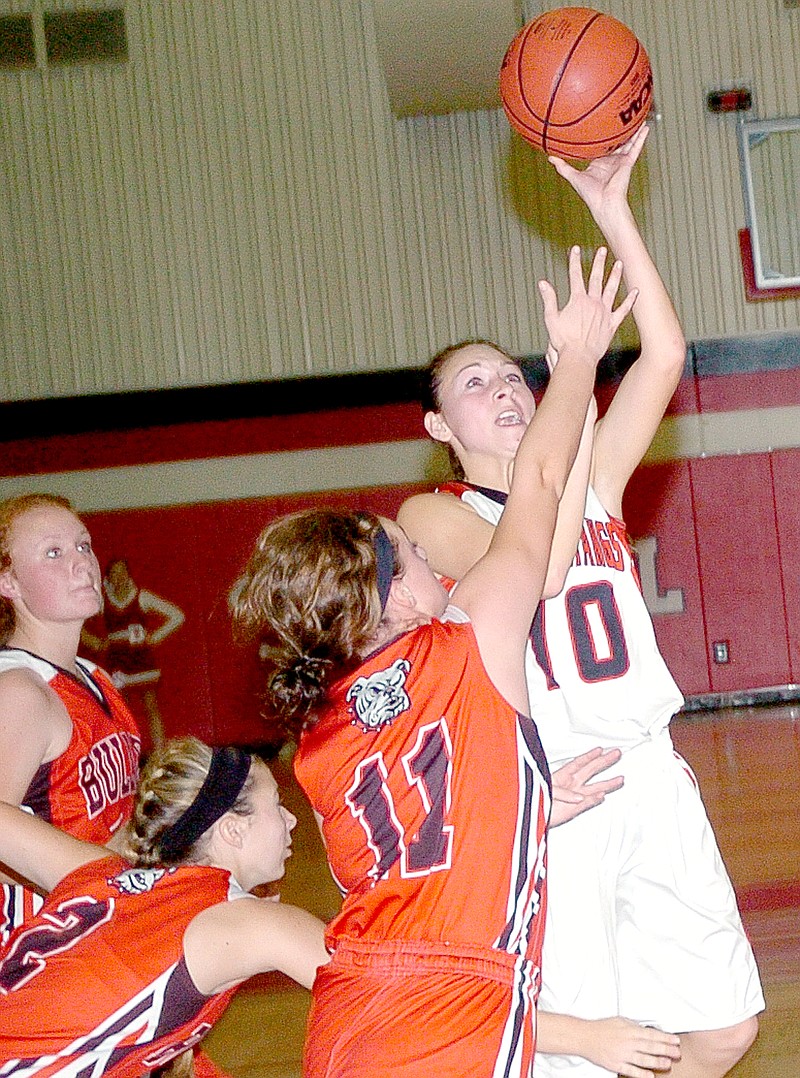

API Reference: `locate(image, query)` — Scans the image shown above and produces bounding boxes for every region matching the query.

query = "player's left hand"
[548,124,649,217]
[579,1017,681,1077]
[549,747,623,827]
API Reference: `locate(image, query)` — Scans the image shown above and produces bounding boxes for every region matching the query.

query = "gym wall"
[0,0,798,401]
[1,331,799,744]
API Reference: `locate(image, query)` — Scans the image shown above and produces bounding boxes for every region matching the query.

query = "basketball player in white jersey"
[399,128,763,1078]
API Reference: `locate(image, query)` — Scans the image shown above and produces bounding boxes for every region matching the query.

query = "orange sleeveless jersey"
[295,617,551,966]
[297,619,551,1075]
[0,649,141,940]
[0,855,240,1078]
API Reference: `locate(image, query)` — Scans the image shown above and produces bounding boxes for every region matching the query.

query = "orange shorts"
[303,939,539,1077]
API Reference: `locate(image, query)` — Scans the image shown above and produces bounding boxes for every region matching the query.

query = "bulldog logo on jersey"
[109,867,166,895]
[347,658,411,732]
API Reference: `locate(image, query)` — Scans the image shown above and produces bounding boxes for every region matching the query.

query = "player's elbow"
[662,333,689,377]
[541,566,569,600]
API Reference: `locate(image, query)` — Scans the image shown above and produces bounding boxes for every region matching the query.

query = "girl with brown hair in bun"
[232,248,633,1077]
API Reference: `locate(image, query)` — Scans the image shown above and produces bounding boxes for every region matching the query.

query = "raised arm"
[454,248,636,713]
[539,385,596,596]
[397,493,493,584]
[550,125,686,516]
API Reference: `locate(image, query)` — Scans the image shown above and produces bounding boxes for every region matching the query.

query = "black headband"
[158,746,252,860]
[372,525,395,613]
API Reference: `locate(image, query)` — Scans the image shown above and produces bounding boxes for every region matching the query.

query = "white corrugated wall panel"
[0,0,799,401]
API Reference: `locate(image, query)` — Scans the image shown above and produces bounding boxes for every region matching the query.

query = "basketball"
[499,7,653,160]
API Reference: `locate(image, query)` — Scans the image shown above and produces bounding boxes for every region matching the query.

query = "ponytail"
[232,509,399,740]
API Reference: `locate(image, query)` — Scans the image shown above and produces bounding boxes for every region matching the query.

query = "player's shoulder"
[398,488,475,530]
[0,660,57,709]
[0,647,57,680]
[0,664,67,759]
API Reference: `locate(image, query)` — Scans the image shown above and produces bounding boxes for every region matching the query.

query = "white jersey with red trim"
[440,482,684,765]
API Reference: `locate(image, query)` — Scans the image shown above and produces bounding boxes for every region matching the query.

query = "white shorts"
[533,731,765,1078]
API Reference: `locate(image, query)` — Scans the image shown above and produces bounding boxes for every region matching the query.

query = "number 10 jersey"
[438,482,684,766]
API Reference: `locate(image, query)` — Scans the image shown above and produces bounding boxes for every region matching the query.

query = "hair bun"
[271,654,330,716]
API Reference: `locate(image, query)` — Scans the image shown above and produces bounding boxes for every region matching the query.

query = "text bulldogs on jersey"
[79,731,140,819]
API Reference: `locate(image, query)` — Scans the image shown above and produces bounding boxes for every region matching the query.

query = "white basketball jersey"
[444,483,684,766]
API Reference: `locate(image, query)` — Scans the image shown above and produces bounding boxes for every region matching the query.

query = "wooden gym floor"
[203,703,800,1077]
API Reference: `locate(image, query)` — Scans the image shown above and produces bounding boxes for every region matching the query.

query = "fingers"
[568,747,622,782]
[639,1027,681,1061]
[582,776,624,800]
[554,747,604,774]
[572,247,633,324]
[625,123,650,161]
[619,1053,680,1076]
[610,287,640,331]
[553,776,623,805]
[537,278,559,322]
[551,786,584,804]
[547,154,579,182]
[567,243,587,294]
[554,775,624,819]
[601,258,625,305]
[587,247,610,297]
[540,246,637,355]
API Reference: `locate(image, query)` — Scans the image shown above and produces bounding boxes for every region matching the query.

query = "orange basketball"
[499,7,653,160]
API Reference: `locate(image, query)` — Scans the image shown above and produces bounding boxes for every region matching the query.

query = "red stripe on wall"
[4,366,800,482]
[697,368,800,414]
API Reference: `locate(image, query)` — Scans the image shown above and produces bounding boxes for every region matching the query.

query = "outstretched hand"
[538,245,638,368]
[549,124,649,220]
[578,1017,681,1078]
[549,746,623,827]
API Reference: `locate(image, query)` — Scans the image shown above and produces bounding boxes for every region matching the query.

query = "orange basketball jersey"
[295,617,551,968]
[0,648,141,940]
[0,856,240,1078]
[297,618,551,1075]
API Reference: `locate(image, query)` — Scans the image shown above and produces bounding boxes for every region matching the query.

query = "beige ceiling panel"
[372,0,523,116]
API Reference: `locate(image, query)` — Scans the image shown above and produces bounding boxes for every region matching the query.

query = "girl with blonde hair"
[0,736,328,1078]
[0,493,140,940]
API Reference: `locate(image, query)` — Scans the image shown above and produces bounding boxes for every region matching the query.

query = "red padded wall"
[83,484,423,745]
[771,449,800,684]
[689,454,790,694]
[624,460,710,696]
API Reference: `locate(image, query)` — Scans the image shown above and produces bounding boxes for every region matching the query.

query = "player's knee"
[683,1016,759,1073]
[724,1015,759,1061]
